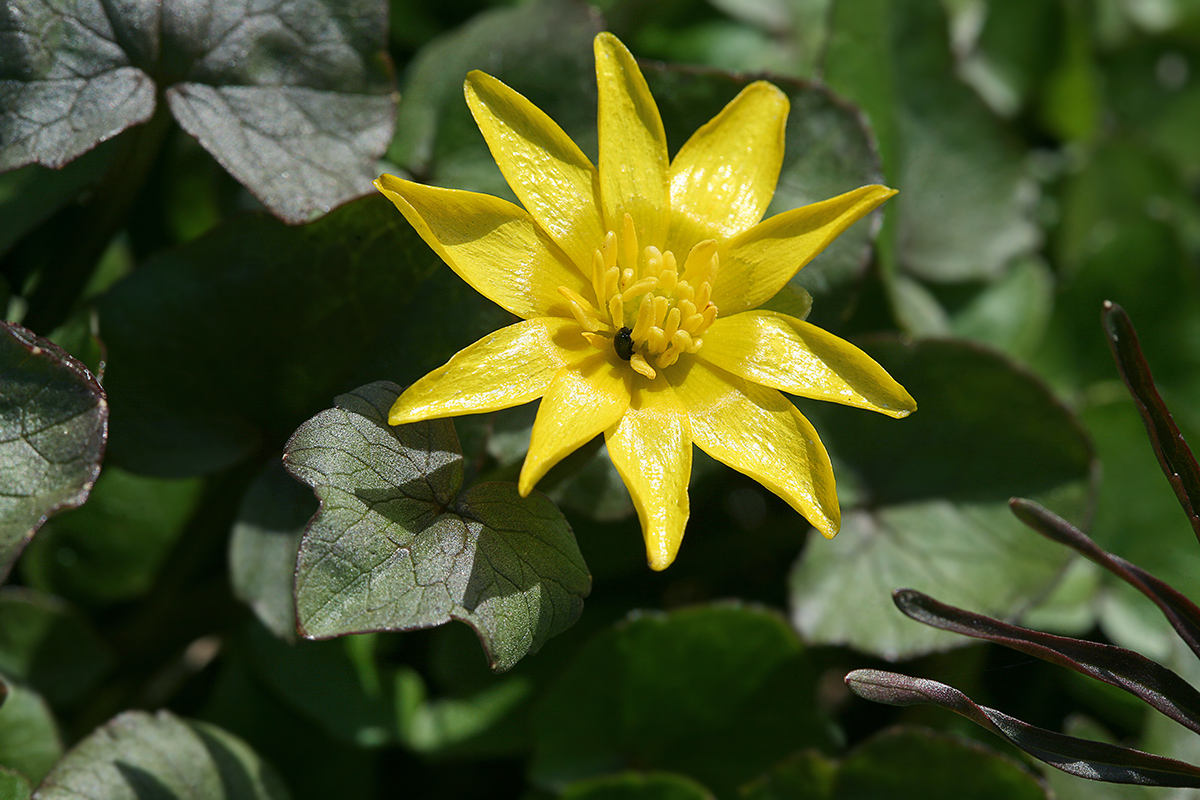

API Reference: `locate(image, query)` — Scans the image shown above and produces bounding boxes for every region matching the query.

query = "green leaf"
[836,727,1049,799]
[0,678,60,784]
[0,3,155,171]
[561,771,715,800]
[230,462,316,641]
[240,624,392,748]
[19,467,201,606]
[790,338,1094,658]
[0,766,31,800]
[530,604,831,796]
[396,664,534,757]
[34,710,289,800]
[285,382,590,672]
[740,750,837,800]
[824,0,1039,283]
[0,589,113,707]
[97,192,507,476]
[0,323,106,582]
[388,0,603,190]
[0,0,396,222]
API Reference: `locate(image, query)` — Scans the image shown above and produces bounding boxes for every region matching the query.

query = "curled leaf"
[845,669,1200,787]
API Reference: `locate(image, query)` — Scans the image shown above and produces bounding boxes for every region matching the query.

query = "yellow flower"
[376,32,915,571]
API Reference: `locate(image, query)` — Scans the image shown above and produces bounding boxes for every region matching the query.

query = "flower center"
[558,213,719,379]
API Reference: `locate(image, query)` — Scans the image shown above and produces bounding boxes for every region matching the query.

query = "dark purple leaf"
[1011,498,1200,660]
[893,588,1200,734]
[1103,300,1200,543]
[846,669,1200,787]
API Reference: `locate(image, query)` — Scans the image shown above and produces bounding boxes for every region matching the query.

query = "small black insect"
[614,327,635,360]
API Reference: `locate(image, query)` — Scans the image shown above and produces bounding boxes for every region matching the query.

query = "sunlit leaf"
[0,0,396,222]
[285,382,590,672]
[0,323,106,582]
[790,338,1094,658]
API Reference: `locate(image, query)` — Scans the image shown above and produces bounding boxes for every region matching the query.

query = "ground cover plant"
[2,0,1200,798]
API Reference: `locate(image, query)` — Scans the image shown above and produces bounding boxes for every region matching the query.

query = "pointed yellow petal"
[594,32,669,245]
[667,81,788,248]
[390,318,588,424]
[465,71,605,272]
[702,311,916,417]
[714,185,897,315]
[376,174,588,320]
[519,352,631,495]
[605,380,691,570]
[677,360,839,537]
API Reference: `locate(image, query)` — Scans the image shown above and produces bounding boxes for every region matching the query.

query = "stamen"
[644,246,663,280]
[631,294,655,342]
[620,276,658,303]
[630,352,656,380]
[559,286,601,331]
[608,294,624,328]
[581,331,609,349]
[662,307,681,342]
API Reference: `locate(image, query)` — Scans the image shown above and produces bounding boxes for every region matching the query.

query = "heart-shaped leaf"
[790,337,1094,659]
[0,0,396,222]
[284,382,591,672]
[0,323,106,582]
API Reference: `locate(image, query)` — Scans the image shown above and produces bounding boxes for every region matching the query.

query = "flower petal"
[390,318,588,425]
[376,174,587,320]
[519,351,631,495]
[594,32,669,246]
[702,311,916,417]
[676,359,839,537]
[667,81,788,248]
[714,185,897,315]
[605,379,692,570]
[465,71,605,272]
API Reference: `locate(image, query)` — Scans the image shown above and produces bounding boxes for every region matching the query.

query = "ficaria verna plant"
[375,32,916,571]
[847,301,1200,788]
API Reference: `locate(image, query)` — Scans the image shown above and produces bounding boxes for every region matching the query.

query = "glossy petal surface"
[520,353,631,495]
[606,381,692,570]
[668,81,788,248]
[594,32,669,245]
[390,318,586,424]
[466,71,604,271]
[702,311,917,417]
[375,174,586,319]
[716,185,896,315]
[678,359,839,537]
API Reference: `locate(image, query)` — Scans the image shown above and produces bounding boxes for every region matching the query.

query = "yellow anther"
[608,294,625,328]
[602,230,618,271]
[676,281,695,303]
[662,307,681,341]
[644,246,663,279]
[559,286,602,331]
[670,328,692,353]
[687,336,703,353]
[683,313,704,333]
[652,295,670,328]
[678,299,696,320]
[604,265,620,299]
[632,295,655,341]
[695,281,712,310]
[581,331,609,349]
[630,352,656,379]
[681,240,718,285]
[698,304,717,331]
[621,276,658,303]
[646,326,667,353]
